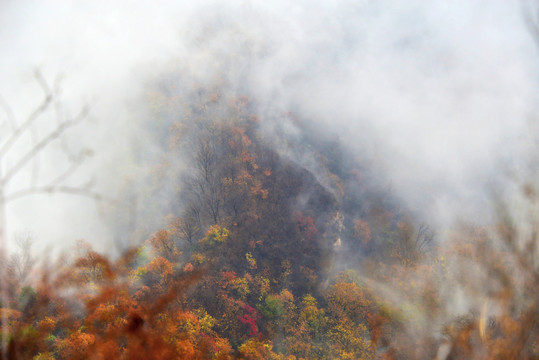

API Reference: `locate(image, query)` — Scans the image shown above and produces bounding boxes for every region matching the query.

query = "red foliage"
[237,304,261,339]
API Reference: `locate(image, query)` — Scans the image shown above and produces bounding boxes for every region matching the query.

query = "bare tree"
[0,70,105,247]
[177,206,202,245]
[395,221,434,265]
[0,70,105,355]
[187,135,224,225]
[7,232,36,288]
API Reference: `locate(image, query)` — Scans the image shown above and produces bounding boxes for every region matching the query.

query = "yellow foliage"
[246,252,257,269]
[200,225,230,246]
[191,252,207,264]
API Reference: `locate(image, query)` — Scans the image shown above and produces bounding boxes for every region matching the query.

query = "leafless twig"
[0,70,53,158]
[0,105,89,187]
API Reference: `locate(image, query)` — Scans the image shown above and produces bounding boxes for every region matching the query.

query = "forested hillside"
[2,1,539,358]
[1,84,537,359]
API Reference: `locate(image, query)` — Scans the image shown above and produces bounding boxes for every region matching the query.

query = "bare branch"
[30,120,39,188]
[1,105,89,186]
[49,157,85,188]
[0,96,16,132]
[53,75,65,126]
[33,69,52,97]
[0,72,53,158]
[4,185,114,204]
[46,148,92,189]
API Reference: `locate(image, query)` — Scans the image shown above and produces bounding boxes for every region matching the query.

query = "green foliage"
[260,295,284,320]
[18,285,36,308]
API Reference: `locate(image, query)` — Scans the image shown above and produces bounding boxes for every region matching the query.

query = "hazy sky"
[0,0,538,253]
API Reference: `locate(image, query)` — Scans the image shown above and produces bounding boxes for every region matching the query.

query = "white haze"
[0,0,537,253]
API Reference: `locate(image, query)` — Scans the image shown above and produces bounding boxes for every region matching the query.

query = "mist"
[1,1,538,358]
[1,0,537,250]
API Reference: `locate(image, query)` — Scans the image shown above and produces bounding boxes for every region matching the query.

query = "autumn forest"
[1,1,539,359]
[0,81,535,359]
